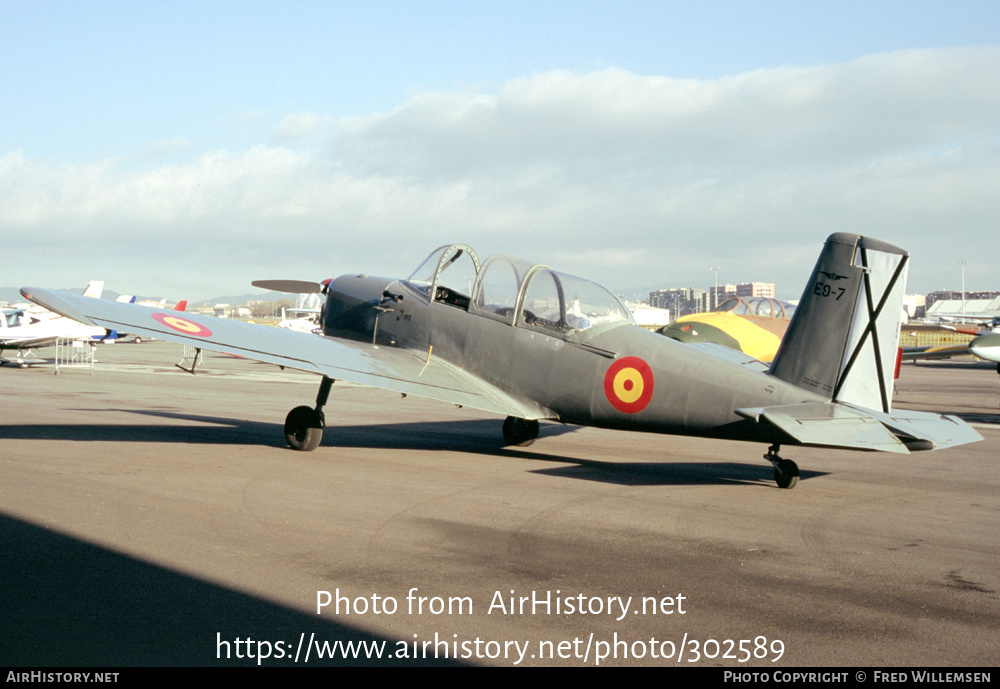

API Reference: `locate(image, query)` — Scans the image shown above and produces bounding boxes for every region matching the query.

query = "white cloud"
[138,137,194,159]
[271,111,336,144]
[3,48,999,298]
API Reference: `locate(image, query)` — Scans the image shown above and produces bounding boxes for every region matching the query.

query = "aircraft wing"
[901,344,972,362]
[855,404,986,451]
[20,288,552,420]
[735,402,982,453]
[0,336,60,349]
[902,334,1000,364]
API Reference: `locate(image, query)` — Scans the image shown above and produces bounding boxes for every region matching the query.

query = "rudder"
[769,233,908,413]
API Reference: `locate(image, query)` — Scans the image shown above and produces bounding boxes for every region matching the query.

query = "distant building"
[903,294,926,320]
[737,282,775,298]
[650,282,777,317]
[926,296,1000,323]
[711,282,775,309]
[648,288,707,318]
[925,291,962,309]
[926,290,1000,309]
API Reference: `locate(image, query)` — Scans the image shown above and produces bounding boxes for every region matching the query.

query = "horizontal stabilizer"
[845,404,985,451]
[735,402,983,453]
[736,403,909,453]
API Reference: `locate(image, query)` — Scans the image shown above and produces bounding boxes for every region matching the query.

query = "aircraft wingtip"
[19,287,44,302]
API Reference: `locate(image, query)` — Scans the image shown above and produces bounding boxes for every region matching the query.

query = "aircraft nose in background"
[969,333,1000,364]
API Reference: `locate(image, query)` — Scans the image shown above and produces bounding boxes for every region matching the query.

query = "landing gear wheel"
[772,458,800,489]
[764,444,799,489]
[285,405,324,451]
[503,416,539,447]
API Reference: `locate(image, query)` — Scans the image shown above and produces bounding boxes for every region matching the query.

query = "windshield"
[404,245,480,300]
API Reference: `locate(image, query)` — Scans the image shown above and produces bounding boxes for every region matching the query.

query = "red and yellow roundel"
[604,356,654,414]
[152,312,213,338]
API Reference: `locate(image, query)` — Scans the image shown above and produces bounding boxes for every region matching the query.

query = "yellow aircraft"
[657,297,794,363]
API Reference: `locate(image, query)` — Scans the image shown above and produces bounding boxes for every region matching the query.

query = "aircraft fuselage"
[320,274,821,444]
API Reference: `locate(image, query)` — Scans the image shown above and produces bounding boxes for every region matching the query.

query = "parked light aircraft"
[969,333,1000,367]
[902,331,1000,370]
[275,291,324,334]
[664,296,1000,373]
[658,296,795,363]
[22,234,981,488]
[1,281,110,366]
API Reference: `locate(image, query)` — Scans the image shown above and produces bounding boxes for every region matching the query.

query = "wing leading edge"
[20,287,551,420]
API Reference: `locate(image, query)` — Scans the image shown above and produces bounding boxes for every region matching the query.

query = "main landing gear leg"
[765,443,799,489]
[285,376,334,451]
[502,416,539,447]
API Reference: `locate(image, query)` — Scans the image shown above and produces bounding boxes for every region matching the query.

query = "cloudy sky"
[2,1,998,302]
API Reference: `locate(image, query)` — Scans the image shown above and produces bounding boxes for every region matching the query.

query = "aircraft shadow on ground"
[2,410,290,448]
[5,410,824,487]
[0,512,465,667]
[903,360,998,371]
[529,459,824,487]
[953,411,1000,425]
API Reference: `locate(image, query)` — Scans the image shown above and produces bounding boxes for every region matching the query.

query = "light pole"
[711,267,720,310]
[959,258,967,322]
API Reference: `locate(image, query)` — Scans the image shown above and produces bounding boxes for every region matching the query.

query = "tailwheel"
[503,416,539,447]
[765,444,799,489]
[284,405,324,451]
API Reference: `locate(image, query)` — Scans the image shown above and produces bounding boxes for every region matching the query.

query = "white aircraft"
[969,333,1000,365]
[276,291,324,334]
[0,282,111,366]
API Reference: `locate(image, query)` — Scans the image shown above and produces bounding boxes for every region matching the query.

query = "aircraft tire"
[503,416,539,447]
[773,459,800,489]
[285,405,324,451]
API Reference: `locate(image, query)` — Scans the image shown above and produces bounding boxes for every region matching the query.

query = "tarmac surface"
[2,341,998,666]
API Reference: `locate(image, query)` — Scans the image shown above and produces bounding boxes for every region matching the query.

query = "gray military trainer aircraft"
[21,233,981,489]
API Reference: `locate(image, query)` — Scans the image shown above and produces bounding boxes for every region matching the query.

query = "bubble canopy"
[404,244,634,342]
[715,296,796,320]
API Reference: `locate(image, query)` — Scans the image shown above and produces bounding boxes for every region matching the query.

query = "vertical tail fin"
[769,233,908,413]
[83,281,105,298]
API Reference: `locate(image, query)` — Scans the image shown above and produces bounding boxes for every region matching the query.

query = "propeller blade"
[251,279,323,294]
